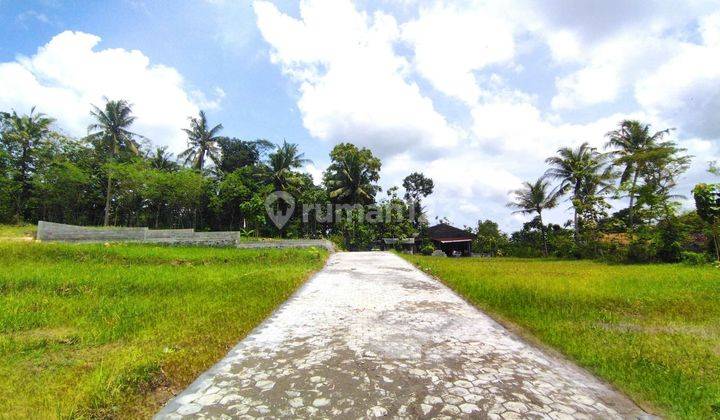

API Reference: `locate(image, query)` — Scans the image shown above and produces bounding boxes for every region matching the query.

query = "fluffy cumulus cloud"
[400,1,517,104]
[251,0,720,230]
[0,31,221,152]
[254,0,459,159]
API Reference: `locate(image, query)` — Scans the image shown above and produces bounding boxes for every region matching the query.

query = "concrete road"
[157,252,649,419]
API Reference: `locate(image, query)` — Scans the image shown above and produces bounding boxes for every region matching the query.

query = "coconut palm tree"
[605,120,673,232]
[179,111,222,171]
[1,107,55,220]
[545,142,612,241]
[324,143,381,205]
[87,99,141,226]
[267,140,310,192]
[507,178,558,256]
[150,146,178,171]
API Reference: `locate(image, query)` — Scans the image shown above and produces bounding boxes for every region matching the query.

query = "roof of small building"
[427,223,475,242]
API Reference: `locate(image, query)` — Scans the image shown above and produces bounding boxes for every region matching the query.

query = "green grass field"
[402,255,720,419]
[0,234,327,418]
[0,224,36,239]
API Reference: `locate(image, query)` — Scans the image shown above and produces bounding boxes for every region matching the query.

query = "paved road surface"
[157,252,649,419]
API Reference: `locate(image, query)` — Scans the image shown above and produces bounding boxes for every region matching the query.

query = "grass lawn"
[0,236,327,418]
[402,255,720,419]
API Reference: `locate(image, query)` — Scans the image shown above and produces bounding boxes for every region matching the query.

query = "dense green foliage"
[403,255,720,419]
[489,119,715,263]
[2,103,716,261]
[0,103,428,245]
[0,237,327,418]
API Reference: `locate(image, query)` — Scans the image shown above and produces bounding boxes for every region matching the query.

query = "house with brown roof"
[427,223,475,256]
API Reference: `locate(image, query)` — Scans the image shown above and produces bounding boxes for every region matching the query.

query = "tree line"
[2,100,718,262]
[0,99,433,249]
[493,120,717,263]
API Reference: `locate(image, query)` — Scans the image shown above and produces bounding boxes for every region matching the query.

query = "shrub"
[420,244,435,256]
[681,251,708,266]
[627,237,656,263]
[328,234,346,251]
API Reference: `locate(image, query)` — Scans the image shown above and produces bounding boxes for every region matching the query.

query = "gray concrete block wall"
[37,221,148,242]
[236,239,335,252]
[36,221,335,251]
[144,229,195,240]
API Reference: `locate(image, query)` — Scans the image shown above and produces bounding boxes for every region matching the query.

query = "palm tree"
[507,178,558,256]
[1,107,54,220]
[545,142,612,242]
[325,147,381,205]
[87,99,141,226]
[179,111,222,171]
[150,146,178,171]
[605,120,673,232]
[267,140,310,192]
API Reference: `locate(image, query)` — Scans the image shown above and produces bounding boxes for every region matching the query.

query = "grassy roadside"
[0,237,327,418]
[401,255,720,419]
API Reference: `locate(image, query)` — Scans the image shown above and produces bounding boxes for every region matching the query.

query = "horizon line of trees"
[477,120,718,263]
[2,100,718,262]
[0,99,435,249]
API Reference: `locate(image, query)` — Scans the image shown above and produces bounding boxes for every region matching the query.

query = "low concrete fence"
[36,221,335,251]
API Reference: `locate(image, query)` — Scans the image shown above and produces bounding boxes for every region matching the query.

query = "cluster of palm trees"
[508,120,690,256]
[83,98,313,226]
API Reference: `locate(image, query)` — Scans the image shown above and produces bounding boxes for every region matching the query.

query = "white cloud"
[254,0,459,159]
[401,1,516,104]
[250,0,720,231]
[0,31,221,152]
[635,15,720,138]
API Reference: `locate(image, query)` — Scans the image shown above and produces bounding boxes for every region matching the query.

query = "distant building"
[427,223,474,256]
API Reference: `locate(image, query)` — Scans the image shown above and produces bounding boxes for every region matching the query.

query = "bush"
[328,234,346,251]
[681,251,708,266]
[627,237,656,263]
[420,244,435,255]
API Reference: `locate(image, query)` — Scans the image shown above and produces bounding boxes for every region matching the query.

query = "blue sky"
[0,0,317,153]
[2,0,720,231]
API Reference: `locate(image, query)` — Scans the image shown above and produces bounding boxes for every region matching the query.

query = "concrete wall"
[37,221,148,242]
[36,221,334,251]
[237,239,335,251]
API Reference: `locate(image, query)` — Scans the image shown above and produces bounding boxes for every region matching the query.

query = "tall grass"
[403,256,720,419]
[0,240,327,418]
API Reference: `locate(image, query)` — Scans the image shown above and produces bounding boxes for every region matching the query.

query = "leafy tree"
[212,169,253,230]
[324,143,381,205]
[179,110,222,171]
[693,183,720,261]
[375,187,415,240]
[402,172,434,227]
[217,137,273,173]
[634,143,691,223]
[507,178,558,256]
[474,219,508,256]
[0,107,55,220]
[87,99,141,226]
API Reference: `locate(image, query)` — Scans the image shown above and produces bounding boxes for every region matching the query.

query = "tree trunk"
[16,144,30,221]
[103,172,113,226]
[538,210,548,257]
[628,170,639,233]
[573,208,579,245]
[573,181,581,245]
[713,224,720,262]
